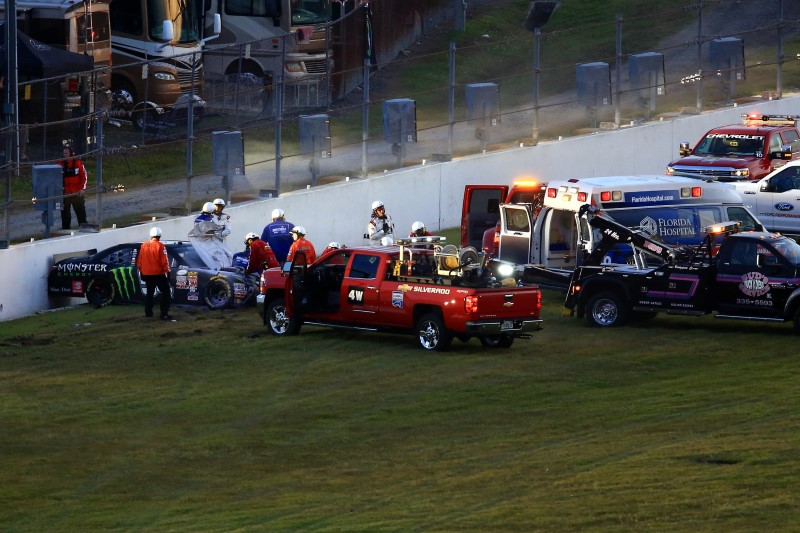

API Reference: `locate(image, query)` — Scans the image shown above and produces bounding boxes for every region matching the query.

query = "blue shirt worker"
[261,208,295,263]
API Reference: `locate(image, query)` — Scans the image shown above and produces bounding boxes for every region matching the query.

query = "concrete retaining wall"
[2,96,798,321]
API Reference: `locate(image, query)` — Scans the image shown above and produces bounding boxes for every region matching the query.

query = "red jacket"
[247,238,279,274]
[137,238,170,276]
[286,237,317,265]
[62,158,88,195]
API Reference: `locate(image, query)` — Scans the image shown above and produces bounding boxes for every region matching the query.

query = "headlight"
[154,72,176,81]
[284,62,304,74]
[666,166,675,175]
[733,169,750,178]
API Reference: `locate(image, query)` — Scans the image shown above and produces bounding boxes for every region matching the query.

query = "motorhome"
[497,175,763,269]
[202,0,343,109]
[108,0,219,128]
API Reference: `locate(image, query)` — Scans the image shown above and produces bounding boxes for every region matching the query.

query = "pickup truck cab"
[733,160,800,234]
[666,113,800,181]
[565,208,800,332]
[256,239,543,351]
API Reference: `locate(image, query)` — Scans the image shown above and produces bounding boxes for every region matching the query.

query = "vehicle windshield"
[148,0,201,43]
[771,237,800,265]
[169,243,209,268]
[694,134,765,157]
[291,0,333,24]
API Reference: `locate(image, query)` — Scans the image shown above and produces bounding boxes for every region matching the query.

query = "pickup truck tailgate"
[476,287,541,319]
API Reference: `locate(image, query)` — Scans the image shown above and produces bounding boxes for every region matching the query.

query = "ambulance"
[498,175,763,269]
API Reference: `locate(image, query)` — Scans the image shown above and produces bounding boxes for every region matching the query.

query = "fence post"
[777,0,784,99]
[614,13,622,127]
[362,58,370,180]
[448,42,455,156]
[696,1,704,112]
[532,28,541,145]
[185,51,196,213]
[95,116,103,227]
[275,73,283,194]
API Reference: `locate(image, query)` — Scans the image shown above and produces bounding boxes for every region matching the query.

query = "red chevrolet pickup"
[256,238,543,351]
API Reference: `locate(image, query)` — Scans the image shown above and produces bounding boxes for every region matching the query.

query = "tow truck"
[564,205,800,332]
[256,237,543,351]
[666,113,800,182]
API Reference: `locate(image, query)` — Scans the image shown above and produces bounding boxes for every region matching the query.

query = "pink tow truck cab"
[666,113,800,182]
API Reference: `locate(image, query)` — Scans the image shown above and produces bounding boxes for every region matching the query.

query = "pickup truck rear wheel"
[586,291,628,328]
[416,313,453,351]
[266,298,301,336]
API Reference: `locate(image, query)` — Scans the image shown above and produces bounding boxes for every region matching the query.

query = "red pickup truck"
[666,113,800,181]
[256,238,543,351]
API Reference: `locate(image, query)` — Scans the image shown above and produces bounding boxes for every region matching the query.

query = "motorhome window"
[110,0,143,36]
[291,0,333,24]
[27,19,69,49]
[149,0,201,42]
[227,0,270,17]
[77,13,111,43]
[725,207,760,231]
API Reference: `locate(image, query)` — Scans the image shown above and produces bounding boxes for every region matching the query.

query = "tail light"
[67,77,79,93]
[259,272,266,295]
[535,291,542,312]
[465,296,479,313]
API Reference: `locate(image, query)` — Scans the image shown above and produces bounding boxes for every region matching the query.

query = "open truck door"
[461,185,508,249]
[499,204,534,264]
[286,252,309,317]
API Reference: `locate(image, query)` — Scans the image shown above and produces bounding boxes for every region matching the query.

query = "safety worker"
[409,221,433,237]
[211,198,231,241]
[60,146,88,230]
[286,226,317,265]
[194,201,215,225]
[261,207,295,263]
[325,241,344,253]
[244,232,279,275]
[136,226,173,321]
[367,200,394,245]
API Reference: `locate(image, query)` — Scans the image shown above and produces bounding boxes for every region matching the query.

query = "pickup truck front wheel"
[266,298,301,336]
[585,291,628,328]
[416,313,453,351]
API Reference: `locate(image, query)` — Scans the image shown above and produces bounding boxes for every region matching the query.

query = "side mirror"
[161,20,174,42]
[213,13,221,35]
[678,141,691,157]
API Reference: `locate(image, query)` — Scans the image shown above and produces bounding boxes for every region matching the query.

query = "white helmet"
[291,226,306,236]
[244,232,259,244]
[326,241,342,250]
[380,236,394,246]
[371,200,384,211]
[202,201,214,214]
[271,208,285,220]
[150,227,162,238]
[213,198,225,207]
[411,221,426,233]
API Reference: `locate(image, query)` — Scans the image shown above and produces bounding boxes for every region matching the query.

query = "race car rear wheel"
[204,278,233,310]
[416,312,453,351]
[480,335,515,348]
[86,277,116,308]
[266,298,301,336]
[585,290,628,328]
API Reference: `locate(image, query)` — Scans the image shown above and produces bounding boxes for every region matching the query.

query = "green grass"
[3,258,800,530]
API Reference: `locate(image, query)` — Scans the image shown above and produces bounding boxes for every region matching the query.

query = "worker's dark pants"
[142,274,172,318]
[61,194,87,229]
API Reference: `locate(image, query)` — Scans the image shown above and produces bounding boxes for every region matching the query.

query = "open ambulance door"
[461,185,508,249]
[498,204,533,264]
